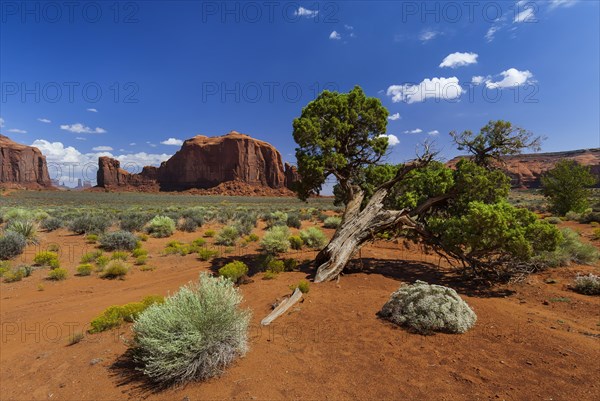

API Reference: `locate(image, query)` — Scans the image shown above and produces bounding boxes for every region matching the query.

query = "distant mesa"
[96,131,300,195]
[448,148,600,188]
[0,134,52,189]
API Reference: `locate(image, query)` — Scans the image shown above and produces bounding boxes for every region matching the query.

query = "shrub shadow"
[109,349,165,396]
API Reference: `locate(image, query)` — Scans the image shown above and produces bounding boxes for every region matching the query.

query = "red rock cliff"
[0,134,52,188]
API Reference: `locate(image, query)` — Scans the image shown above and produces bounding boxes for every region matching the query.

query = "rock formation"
[0,134,52,188]
[96,131,300,194]
[448,148,600,188]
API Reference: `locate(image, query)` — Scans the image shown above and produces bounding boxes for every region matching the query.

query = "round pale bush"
[299,226,327,249]
[133,274,251,385]
[100,231,138,251]
[323,216,342,229]
[379,281,476,335]
[0,232,27,260]
[260,226,290,254]
[146,216,176,238]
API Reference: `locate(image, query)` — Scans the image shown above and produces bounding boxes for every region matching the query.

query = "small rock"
[542,300,549,305]
[90,358,103,366]
[526,360,533,366]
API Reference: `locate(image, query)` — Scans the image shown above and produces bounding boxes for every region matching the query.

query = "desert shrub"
[138,233,149,242]
[203,229,216,238]
[0,261,9,276]
[533,228,600,267]
[68,214,111,234]
[571,273,600,295]
[245,233,259,243]
[132,274,251,385]
[219,261,248,283]
[40,217,62,232]
[139,265,156,272]
[146,216,176,238]
[197,248,219,261]
[378,281,477,335]
[33,251,59,268]
[180,207,206,226]
[299,227,327,249]
[289,235,303,250]
[266,259,285,274]
[290,279,310,294]
[191,238,206,247]
[323,216,342,229]
[593,228,600,241]
[132,248,148,258]
[6,220,39,244]
[264,211,288,228]
[260,226,290,254]
[101,260,129,279]
[3,267,24,283]
[81,250,103,264]
[47,243,60,252]
[68,332,84,345]
[286,214,302,229]
[120,212,152,232]
[263,270,277,280]
[111,251,129,260]
[164,241,192,256]
[0,232,27,260]
[48,268,68,281]
[2,208,33,223]
[215,226,240,246]
[178,218,198,233]
[317,212,328,222]
[135,255,148,265]
[579,211,600,224]
[89,295,164,333]
[542,160,597,215]
[565,211,581,221]
[100,231,138,251]
[544,216,562,225]
[85,234,98,244]
[283,258,298,271]
[76,263,93,276]
[96,255,110,269]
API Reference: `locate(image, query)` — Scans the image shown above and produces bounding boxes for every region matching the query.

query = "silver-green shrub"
[145,216,176,238]
[260,226,290,254]
[379,281,477,335]
[299,226,328,249]
[133,273,251,385]
[572,273,600,296]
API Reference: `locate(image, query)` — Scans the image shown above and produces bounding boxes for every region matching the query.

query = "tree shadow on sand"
[208,254,315,279]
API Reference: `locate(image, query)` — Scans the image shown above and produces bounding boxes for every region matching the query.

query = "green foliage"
[533,228,600,267]
[0,232,27,260]
[132,248,148,258]
[323,216,342,229]
[0,260,9,276]
[68,214,111,234]
[283,258,298,271]
[197,248,219,261]
[593,228,600,241]
[178,218,198,233]
[80,250,103,264]
[245,233,259,243]
[260,226,290,254]
[6,220,39,244]
[96,255,110,269]
[379,281,477,335]
[286,214,302,229]
[146,216,176,238]
[100,231,138,251]
[203,229,216,238]
[293,86,389,199]
[119,212,152,232]
[3,267,25,283]
[289,235,304,250]
[40,217,62,232]
[132,274,251,385]
[290,279,310,294]
[33,251,59,267]
[76,263,93,276]
[299,227,327,249]
[89,295,164,333]
[264,211,288,228]
[219,261,249,283]
[135,255,148,265]
[111,251,129,260]
[572,273,600,296]
[266,259,285,274]
[215,226,240,246]
[101,260,129,279]
[48,268,68,281]
[542,160,597,215]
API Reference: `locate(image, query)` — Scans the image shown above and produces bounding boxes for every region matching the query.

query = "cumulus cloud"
[294,6,318,17]
[329,31,341,40]
[428,130,440,136]
[86,108,98,113]
[387,77,464,104]
[419,30,438,42]
[388,113,401,121]
[37,118,51,123]
[60,123,106,134]
[32,139,171,188]
[92,146,113,151]
[379,134,399,146]
[439,52,478,68]
[485,68,534,89]
[471,76,487,85]
[514,8,536,23]
[160,138,184,146]
[8,128,27,134]
[403,128,423,134]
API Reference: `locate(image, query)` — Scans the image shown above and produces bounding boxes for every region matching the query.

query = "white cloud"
[419,30,438,42]
[294,6,318,17]
[37,118,51,123]
[387,77,464,104]
[129,142,136,146]
[344,24,354,30]
[379,134,399,146]
[160,138,183,146]
[32,139,171,188]
[471,76,486,85]
[387,113,401,121]
[485,68,534,89]
[428,130,440,136]
[7,128,27,134]
[75,137,86,141]
[86,108,98,113]
[92,146,113,151]
[0,117,4,128]
[329,31,341,40]
[514,8,535,23]
[146,141,157,148]
[403,128,423,134]
[549,0,577,9]
[485,25,500,42]
[60,123,106,134]
[439,52,478,68]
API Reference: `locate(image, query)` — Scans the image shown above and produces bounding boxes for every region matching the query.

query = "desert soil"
[1,221,599,401]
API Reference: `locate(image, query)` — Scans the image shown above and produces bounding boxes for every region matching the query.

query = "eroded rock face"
[447,148,600,188]
[96,131,299,193]
[0,135,52,188]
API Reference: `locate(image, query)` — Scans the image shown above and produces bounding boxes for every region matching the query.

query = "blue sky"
[0,0,598,187]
